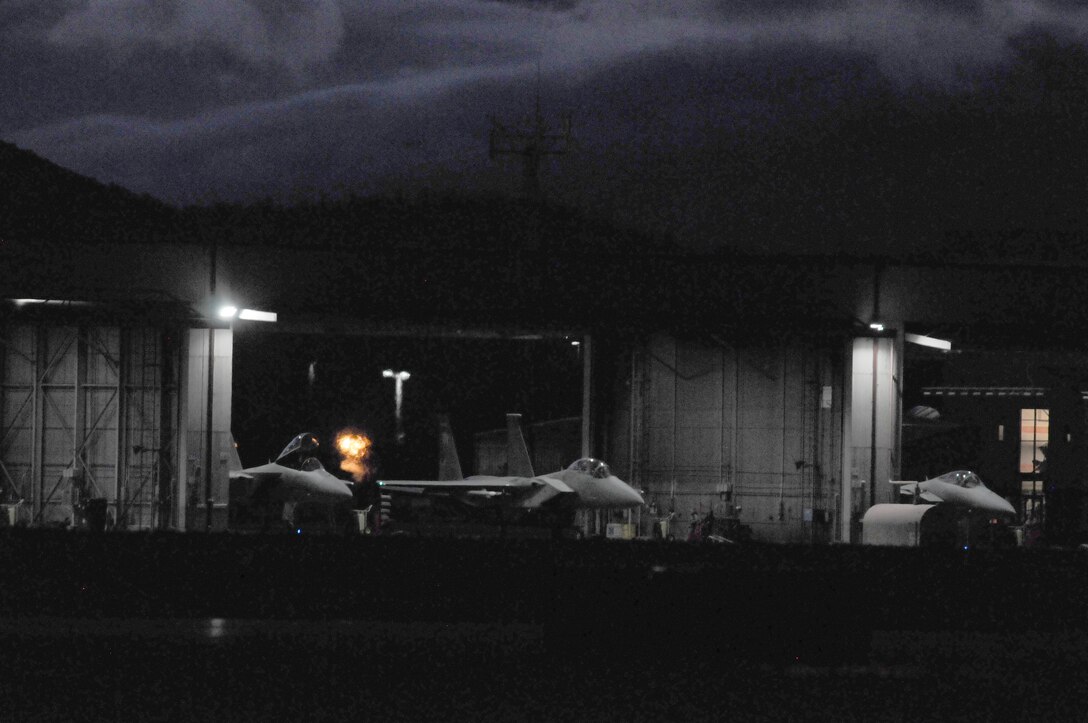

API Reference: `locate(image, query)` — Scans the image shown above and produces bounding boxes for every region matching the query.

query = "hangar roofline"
[241,315,584,340]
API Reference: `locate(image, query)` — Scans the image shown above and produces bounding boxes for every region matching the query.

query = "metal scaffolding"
[0,324,180,528]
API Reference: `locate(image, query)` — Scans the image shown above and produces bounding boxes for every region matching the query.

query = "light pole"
[383,369,411,443]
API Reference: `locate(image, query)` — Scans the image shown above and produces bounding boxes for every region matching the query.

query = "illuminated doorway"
[1019,408,1049,523]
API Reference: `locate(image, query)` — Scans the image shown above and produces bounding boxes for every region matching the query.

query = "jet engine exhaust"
[336,430,373,482]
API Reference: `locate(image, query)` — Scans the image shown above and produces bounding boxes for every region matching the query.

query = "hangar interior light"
[905,333,952,351]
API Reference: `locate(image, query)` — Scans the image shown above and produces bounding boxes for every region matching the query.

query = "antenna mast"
[489,83,572,198]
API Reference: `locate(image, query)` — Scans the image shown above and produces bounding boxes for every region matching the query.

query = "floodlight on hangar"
[217,305,277,322]
[905,333,952,351]
[238,309,277,322]
[869,322,885,332]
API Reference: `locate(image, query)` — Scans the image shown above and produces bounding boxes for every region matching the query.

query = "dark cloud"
[6,1,1088,251]
[46,0,345,76]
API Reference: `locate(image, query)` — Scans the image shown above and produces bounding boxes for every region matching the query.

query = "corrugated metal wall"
[616,334,843,543]
[0,324,180,528]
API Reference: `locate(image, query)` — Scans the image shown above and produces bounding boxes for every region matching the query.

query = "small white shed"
[861,503,955,547]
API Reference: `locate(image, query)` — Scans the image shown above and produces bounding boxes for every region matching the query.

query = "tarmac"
[1,530,1086,721]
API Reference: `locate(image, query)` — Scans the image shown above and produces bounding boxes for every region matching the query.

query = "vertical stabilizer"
[506,413,535,477]
[437,415,463,481]
[228,435,243,472]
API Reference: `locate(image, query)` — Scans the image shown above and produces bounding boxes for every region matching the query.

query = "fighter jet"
[891,470,1016,517]
[378,414,644,515]
[228,432,355,533]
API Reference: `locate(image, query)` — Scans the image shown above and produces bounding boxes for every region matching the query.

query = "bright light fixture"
[383,369,410,380]
[11,298,90,307]
[238,308,277,322]
[218,305,238,319]
[869,322,885,332]
[905,333,951,351]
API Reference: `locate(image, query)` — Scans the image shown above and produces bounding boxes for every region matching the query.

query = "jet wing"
[378,475,574,507]
[229,469,284,501]
[378,476,536,493]
[230,470,282,483]
[891,480,944,504]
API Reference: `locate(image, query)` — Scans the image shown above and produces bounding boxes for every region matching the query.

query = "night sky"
[7,2,1088,255]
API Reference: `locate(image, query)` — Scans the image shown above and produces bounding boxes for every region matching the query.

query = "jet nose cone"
[977,485,1016,517]
[612,477,644,508]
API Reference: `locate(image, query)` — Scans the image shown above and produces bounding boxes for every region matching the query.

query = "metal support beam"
[34,388,117,521]
[33,328,45,517]
[158,329,177,529]
[74,327,86,517]
[581,334,593,458]
[204,328,215,532]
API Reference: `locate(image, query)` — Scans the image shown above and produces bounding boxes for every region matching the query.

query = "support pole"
[158,329,176,530]
[205,236,217,532]
[580,335,593,458]
[204,328,214,532]
[870,338,878,512]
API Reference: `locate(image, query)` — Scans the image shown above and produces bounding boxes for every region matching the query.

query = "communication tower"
[489,97,572,198]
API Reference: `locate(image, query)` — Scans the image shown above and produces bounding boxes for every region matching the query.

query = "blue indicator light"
[297,528,302,535]
[962,545,969,551]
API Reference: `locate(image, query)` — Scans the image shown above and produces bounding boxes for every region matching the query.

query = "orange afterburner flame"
[336,430,373,482]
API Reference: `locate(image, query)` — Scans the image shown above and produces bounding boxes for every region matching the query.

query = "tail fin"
[227,435,243,473]
[437,415,463,481]
[506,413,535,478]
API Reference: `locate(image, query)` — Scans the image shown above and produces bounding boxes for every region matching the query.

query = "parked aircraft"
[228,432,355,533]
[891,470,1016,517]
[377,414,644,521]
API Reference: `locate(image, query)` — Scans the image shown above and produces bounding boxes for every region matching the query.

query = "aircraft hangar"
[6,143,1088,544]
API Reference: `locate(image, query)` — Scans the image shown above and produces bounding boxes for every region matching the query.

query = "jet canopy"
[943,470,982,488]
[300,457,325,472]
[567,458,612,479]
[275,432,320,466]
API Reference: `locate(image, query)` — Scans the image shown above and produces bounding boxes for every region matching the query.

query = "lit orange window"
[1019,409,1049,475]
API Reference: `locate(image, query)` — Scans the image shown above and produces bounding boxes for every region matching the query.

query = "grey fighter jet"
[891,470,1016,517]
[378,414,644,513]
[228,432,355,533]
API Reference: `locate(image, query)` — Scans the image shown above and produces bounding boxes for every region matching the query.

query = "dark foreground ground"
[1,531,1087,721]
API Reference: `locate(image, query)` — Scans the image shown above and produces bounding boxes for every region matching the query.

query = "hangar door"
[0,325,180,528]
[615,334,843,544]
